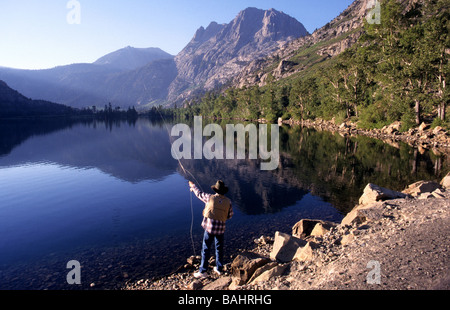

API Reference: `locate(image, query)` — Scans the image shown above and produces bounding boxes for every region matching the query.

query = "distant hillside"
[0,80,75,118]
[102,58,178,107]
[94,46,173,71]
[0,46,174,109]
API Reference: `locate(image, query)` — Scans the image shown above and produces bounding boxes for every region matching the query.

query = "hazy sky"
[0,0,354,70]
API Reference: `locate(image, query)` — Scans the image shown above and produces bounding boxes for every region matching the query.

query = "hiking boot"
[193,271,207,279]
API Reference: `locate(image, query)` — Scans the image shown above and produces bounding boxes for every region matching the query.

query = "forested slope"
[165,0,448,131]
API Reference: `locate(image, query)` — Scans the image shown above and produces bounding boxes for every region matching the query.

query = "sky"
[0,0,355,70]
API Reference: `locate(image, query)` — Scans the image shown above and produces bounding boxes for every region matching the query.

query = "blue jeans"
[199,230,224,273]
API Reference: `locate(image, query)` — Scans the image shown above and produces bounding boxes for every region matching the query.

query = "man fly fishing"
[189,180,233,278]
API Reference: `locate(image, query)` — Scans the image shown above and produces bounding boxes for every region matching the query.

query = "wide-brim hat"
[211,180,228,195]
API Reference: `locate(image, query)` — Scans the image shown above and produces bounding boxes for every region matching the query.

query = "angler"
[189,180,233,278]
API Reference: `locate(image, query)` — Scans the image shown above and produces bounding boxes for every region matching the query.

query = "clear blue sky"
[0,0,354,70]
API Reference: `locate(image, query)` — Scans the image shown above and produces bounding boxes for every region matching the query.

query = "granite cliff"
[169,8,308,103]
[231,0,371,88]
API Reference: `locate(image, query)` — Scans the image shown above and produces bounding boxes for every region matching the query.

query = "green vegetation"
[160,0,448,130]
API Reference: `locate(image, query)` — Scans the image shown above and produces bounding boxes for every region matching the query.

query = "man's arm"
[189,181,211,204]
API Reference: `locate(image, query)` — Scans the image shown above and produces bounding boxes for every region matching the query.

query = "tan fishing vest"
[203,194,231,222]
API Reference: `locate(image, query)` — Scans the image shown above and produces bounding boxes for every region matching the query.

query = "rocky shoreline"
[123,172,450,291]
[282,118,450,155]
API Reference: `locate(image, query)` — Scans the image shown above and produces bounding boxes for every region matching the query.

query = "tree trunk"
[439,79,446,121]
[438,102,446,121]
[415,100,421,125]
[441,102,446,121]
[411,149,417,174]
[353,70,359,118]
[438,51,446,121]
[298,95,304,120]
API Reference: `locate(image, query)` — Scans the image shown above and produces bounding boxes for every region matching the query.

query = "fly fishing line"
[156,108,201,257]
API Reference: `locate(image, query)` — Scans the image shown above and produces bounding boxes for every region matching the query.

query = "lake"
[0,117,447,289]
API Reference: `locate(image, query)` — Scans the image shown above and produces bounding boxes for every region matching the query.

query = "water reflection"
[278,126,448,213]
[177,121,448,214]
[0,118,448,215]
[0,118,176,183]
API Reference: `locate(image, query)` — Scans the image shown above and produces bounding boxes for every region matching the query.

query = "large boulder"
[310,221,337,237]
[270,231,306,263]
[341,202,385,227]
[247,262,278,284]
[359,183,408,206]
[292,219,320,239]
[292,219,336,239]
[341,208,365,227]
[248,264,288,284]
[441,172,450,189]
[230,252,270,285]
[292,219,337,243]
[403,180,442,197]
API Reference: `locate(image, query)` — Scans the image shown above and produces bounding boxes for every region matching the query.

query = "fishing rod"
[156,108,204,189]
[156,107,202,257]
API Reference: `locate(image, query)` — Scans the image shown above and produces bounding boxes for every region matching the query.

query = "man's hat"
[211,180,228,195]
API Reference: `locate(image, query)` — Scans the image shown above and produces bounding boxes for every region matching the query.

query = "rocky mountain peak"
[190,21,226,47]
[223,7,307,45]
[232,0,373,89]
[259,8,308,42]
[170,7,308,103]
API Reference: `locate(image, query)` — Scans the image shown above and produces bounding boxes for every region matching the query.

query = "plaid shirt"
[191,185,233,235]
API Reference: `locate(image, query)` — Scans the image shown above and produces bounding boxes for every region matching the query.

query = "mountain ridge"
[0,46,174,108]
[0,80,75,118]
[94,46,174,71]
[0,7,310,109]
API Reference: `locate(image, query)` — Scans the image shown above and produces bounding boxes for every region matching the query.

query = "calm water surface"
[0,118,447,289]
